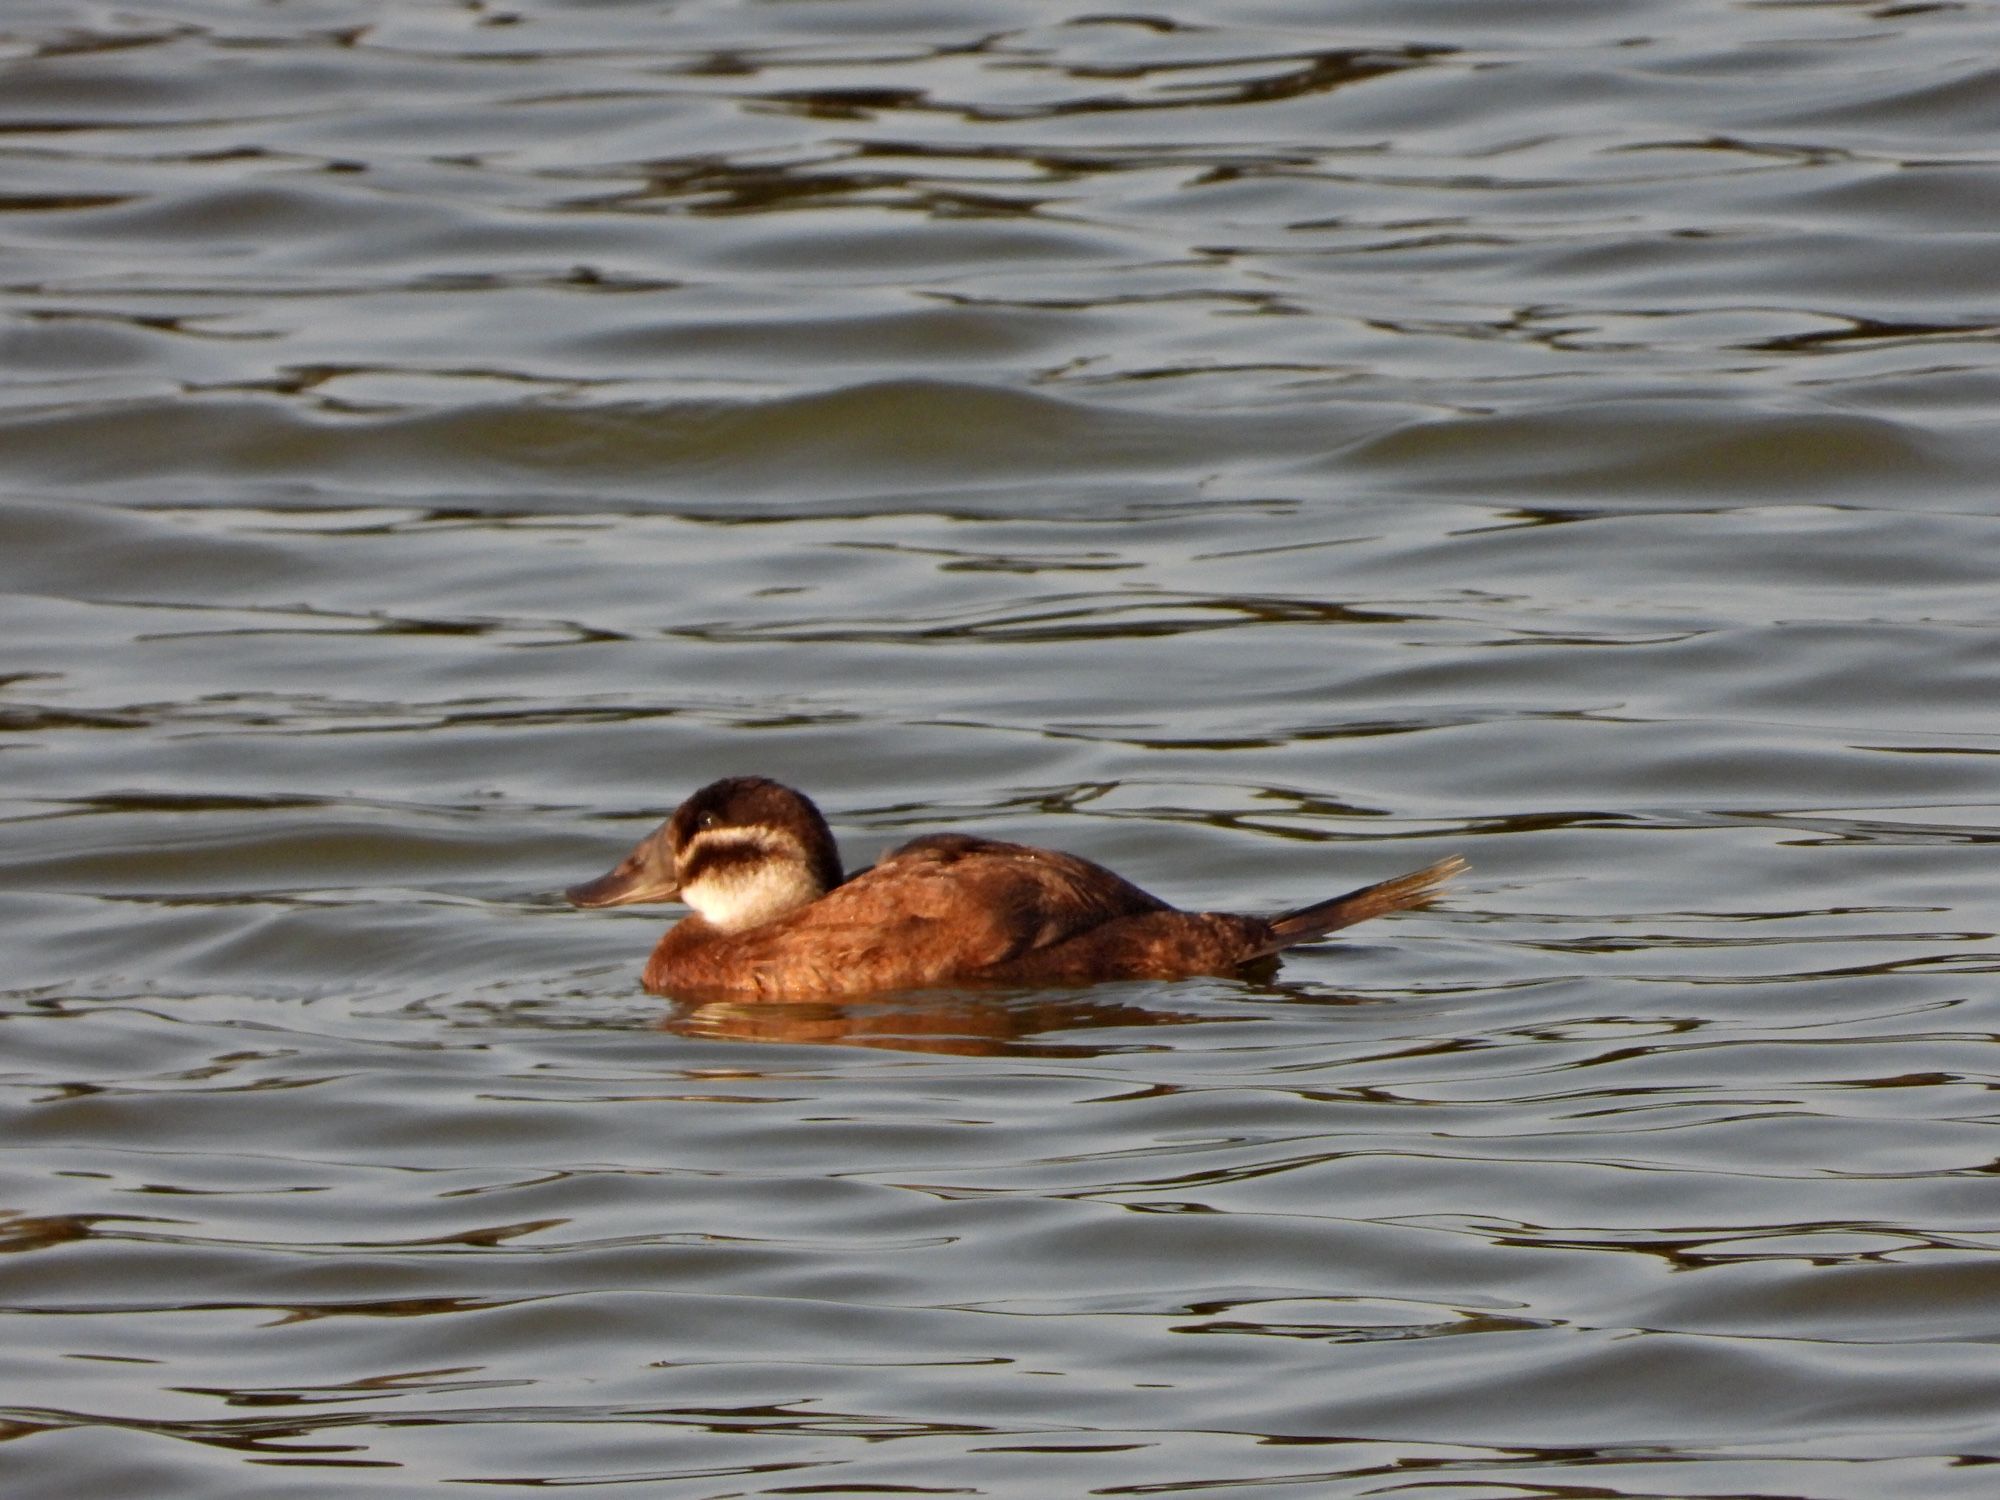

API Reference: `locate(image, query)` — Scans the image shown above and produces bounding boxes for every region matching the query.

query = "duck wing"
[708,834,1170,994]
[863,833,1170,945]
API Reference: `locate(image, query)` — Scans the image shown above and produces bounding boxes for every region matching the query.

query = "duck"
[567,776,1464,1000]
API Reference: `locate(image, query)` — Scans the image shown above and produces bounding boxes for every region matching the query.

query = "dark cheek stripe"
[678,841,767,886]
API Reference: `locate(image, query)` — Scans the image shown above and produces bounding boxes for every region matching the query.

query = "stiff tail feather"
[1256,855,1467,957]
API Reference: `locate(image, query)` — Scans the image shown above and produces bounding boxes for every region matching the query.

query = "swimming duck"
[567,776,1464,1000]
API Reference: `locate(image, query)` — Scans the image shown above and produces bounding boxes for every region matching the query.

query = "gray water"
[4,2,1999,1495]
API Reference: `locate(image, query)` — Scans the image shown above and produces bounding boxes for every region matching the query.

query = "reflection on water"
[5,0,2000,1495]
[664,989,1213,1055]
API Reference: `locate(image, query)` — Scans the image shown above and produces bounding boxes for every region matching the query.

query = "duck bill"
[565,836,680,908]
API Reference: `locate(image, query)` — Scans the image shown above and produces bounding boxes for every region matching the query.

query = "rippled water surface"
[5,1,2000,1495]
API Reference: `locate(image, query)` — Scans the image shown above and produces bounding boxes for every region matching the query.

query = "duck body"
[567,777,1463,1001]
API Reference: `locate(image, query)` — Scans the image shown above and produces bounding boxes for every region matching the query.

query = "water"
[4,1,1999,1495]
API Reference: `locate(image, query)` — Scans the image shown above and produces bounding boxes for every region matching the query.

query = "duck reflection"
[659,987,1226,1055]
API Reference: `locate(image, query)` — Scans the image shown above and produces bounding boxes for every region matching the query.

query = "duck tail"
[1255,855,1467,957]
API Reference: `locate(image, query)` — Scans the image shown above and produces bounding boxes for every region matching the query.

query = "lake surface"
[4,1,1999,1495]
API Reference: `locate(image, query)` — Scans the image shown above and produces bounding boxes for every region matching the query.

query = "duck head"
[565,776,844,932]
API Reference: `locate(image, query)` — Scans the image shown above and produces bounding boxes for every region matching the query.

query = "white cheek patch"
[678,829,826,932]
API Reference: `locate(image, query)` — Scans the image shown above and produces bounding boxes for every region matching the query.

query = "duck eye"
[696,810,720,831]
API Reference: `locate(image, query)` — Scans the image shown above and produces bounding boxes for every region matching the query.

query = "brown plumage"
[566,777,1464,1001]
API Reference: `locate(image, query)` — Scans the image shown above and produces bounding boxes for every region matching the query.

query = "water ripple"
[6,1,2000,1494]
